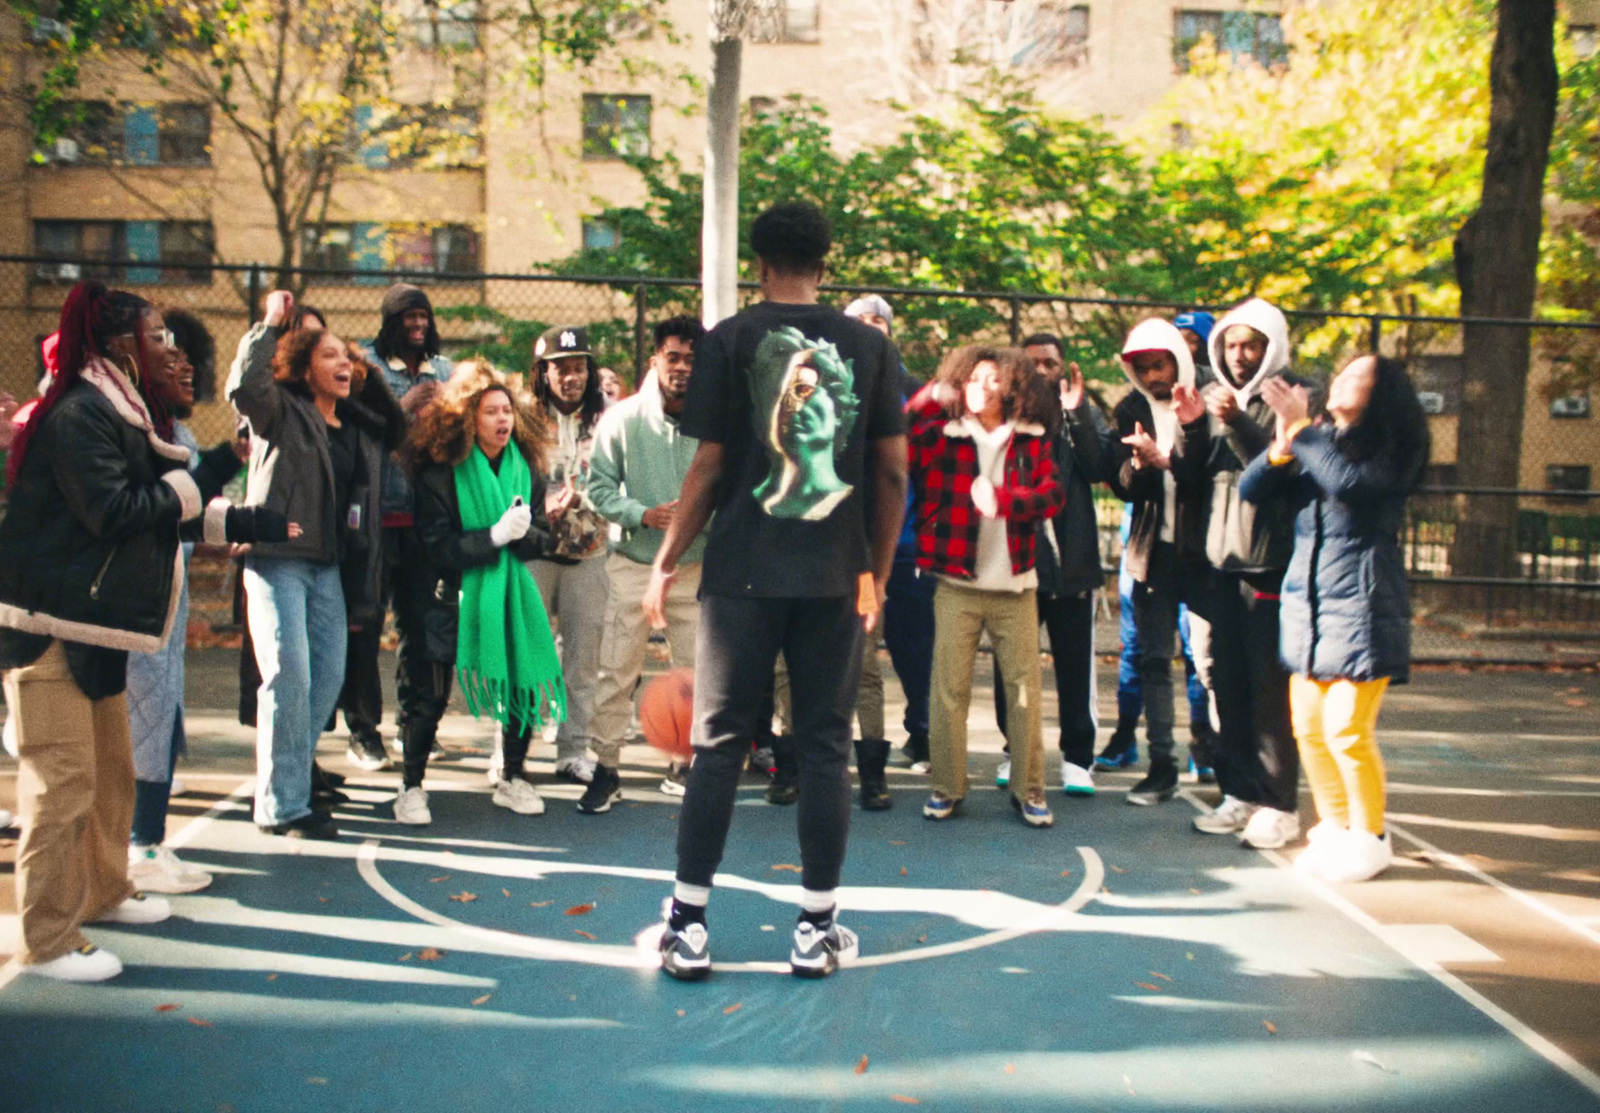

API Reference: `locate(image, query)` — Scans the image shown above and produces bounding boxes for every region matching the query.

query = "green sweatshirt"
[588,374,707,566]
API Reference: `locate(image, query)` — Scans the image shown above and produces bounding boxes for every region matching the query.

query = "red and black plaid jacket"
[907,396,1065,581]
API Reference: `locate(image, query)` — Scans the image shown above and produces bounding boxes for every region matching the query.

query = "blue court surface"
[3,742,1599,1113]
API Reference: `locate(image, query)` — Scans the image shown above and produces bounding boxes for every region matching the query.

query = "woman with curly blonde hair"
[394,361,564,824]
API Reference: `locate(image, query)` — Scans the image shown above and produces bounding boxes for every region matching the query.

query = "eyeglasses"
[119,329,178,350]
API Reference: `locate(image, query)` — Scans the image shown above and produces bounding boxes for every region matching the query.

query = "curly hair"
[404,360,547,475]
[933,344,1033,423]
[272,328,368,394]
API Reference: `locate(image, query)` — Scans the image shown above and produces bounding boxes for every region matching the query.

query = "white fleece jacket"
[1207,298,1292,409]
[1120,318,1197,544]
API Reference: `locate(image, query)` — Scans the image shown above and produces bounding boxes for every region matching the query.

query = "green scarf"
[453,443,566,730]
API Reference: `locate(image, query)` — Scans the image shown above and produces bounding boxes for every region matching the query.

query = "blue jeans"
[245,558,348,826]
[1117,551,1208,727]
[883,555,935,738]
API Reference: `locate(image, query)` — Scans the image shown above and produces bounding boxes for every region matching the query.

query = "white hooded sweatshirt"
[1207,298,1291,409]
[1120,319,1197,544]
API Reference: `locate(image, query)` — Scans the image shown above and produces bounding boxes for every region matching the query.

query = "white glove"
[489,502,533,547]
[970,476,999,519]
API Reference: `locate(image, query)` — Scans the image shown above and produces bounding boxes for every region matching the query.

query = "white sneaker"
[28,944,122,982]
[1308,829,1393,883]
[1193,795,1259,835]
[555,755,596,784]
[659,763,687,798]
[91,893,173,925]
[1060,760,1095,796]
[492,778,546,816]
[168,777,188,797]
[910,760,931,775]
[128,845,212,894]
[394,786,432,826]
[0,808,12,829]
[1239,807,1301,850]
[995,759,1011,788]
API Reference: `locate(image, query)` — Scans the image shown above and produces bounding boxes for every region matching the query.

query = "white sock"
[801,888,837,916]
[673,882,711,908]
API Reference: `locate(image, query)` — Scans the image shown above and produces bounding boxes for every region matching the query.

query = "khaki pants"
[773,635,884,740]
[590,553,700,767]
[4,640,136,964]
[930,581,1043,801]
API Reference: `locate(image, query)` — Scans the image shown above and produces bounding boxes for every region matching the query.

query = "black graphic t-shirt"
[681,300,907,598]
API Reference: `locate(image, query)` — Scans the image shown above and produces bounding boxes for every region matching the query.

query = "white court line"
[0,778,255,998]
[1386,821,1600,950]
[1178,790,1600,1101]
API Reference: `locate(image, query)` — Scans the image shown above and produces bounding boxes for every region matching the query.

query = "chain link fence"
[1,257,1596,659]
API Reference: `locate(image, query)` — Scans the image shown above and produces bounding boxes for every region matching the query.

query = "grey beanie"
[844,295,893,329]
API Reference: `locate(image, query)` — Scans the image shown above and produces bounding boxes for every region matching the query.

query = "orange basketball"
[639,668,696,760]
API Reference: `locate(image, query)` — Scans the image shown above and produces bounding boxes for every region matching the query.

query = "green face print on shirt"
[749,326,860,521]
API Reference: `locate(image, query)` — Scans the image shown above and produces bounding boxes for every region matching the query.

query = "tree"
[1451,0,1558,577]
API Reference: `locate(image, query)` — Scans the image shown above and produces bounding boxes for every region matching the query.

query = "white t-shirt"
[965,418,1037,594]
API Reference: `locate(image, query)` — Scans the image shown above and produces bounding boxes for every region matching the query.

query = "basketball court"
[1,653,1598,1111]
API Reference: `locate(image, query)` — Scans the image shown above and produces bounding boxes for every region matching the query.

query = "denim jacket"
[359,342,453,518]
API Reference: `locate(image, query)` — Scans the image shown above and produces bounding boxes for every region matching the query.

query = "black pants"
[1207,570,1297,812]
[994,589,1098,769]
[676,594,864,894]
[1131,543,1214,763]
[340,526,446,744]
[399,655,457,788]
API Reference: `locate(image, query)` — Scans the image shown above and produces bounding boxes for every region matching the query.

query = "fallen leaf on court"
[429,875,450,883]
[529,901,553,907]
[917,935,928,944]
[307,1077,327,1085]
[397,953,413,962]
[317,897,330,903]
[1004,1063,1017,1075]
[1352,1050,1395,1073]
[155,1004,181,1012]
[723,1003,743,1015]
[771,864,802,872]
[1566,686,1583,694]
[1186,952,1195,961]
[449,892,477,903]
[1565,698,1589,708]
[417,948,445,961]
[889,841,907,846]
[568,995,577,1002]
[502,889,511,898]
[854,1055,869,1075]
[574,930,597,940]
[187,1017,214,1028]
[471,994,492,1007]
[1059,870,1072,877]
[676,1010,686,1017]
[900,867,908,876]
[1133,981,1163,992]
[1189,888,1202,895]
[266,974,278,982]
[1109,865,1127,874]
[1150,972,1171,982]
[1263,1021,1278,1035]
[890,1096,921,1105]
[565,903,595,916]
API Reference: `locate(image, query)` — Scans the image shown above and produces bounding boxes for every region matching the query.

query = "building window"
[1546,465,1592,495]
[301,223,479,279]
[1012,2,1089,68]
[753,0,820,43]
[582,95,651,160]
[157,104,211,164]
[32,220,213,284]
[405,0,479,48]
[40,101,118,164]
[1174,11,1286,72]
[581,218,619,252]
[1572,25,1597,59]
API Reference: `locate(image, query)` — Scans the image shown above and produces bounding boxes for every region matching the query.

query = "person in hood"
[345,283,454,774]
[1106,319,1211,806]
[1173,311,1215,372]
[1192,297,1320,851]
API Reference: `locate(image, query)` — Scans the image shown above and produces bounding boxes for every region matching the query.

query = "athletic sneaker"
[91,893,172,925]
[1240,807,1300,850]
[554,755,596,785]
[922,792,963,820]
[492,777,546,816]
[168,777,188,797]
[1193,795,1259,835]
[749,747,776,776]
[28,944,122,983]
[995,759,1011,788]
[1187,753,1217,785]
[1294,821,1344,877]
[394,786,432,826]
[1061,760,1095,797]
[901,733,930,774]
[128,845,212,894]
[258,812,339,840]
[1095,729,1140,770]
[790,918,859,978]
[1011,788,1055,828]
[346,735,390,771]
[659,763,688,798]
[1307,829,1392,883]
[577,765,624,815]
[0,808,13,829]
[660,914,712,981]
[1126,760,1179,806]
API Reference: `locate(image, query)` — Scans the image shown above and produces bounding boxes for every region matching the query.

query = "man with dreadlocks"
[347,284,454,773]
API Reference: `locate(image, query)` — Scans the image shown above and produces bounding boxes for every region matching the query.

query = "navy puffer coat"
[1238,424,1412,683]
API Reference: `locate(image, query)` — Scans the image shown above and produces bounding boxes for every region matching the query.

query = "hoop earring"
[118,353,141,385]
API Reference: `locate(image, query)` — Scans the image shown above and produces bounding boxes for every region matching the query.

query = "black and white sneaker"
[790,918,859,979]
[576,765,624,815]
[346,735,389,771]
[660,916,711,981]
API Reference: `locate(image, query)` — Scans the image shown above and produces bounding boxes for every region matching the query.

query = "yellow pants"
[1288,674,1390,837]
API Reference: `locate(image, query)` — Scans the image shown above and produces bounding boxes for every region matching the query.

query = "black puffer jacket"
[410,459,550,663]
[1035,399,1115,596]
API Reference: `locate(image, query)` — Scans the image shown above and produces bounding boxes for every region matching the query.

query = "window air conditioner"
[53,138,80,164]
[1550,395,1590,419]
[1416,391,1445,415]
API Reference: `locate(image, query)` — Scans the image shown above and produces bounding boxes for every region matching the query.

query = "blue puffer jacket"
[1238,424,1411,684]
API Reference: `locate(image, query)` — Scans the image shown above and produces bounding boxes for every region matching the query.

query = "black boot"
[855,739,892,811]
[765,735,799,805]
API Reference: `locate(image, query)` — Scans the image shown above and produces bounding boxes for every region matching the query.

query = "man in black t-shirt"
[643,202,908,980]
